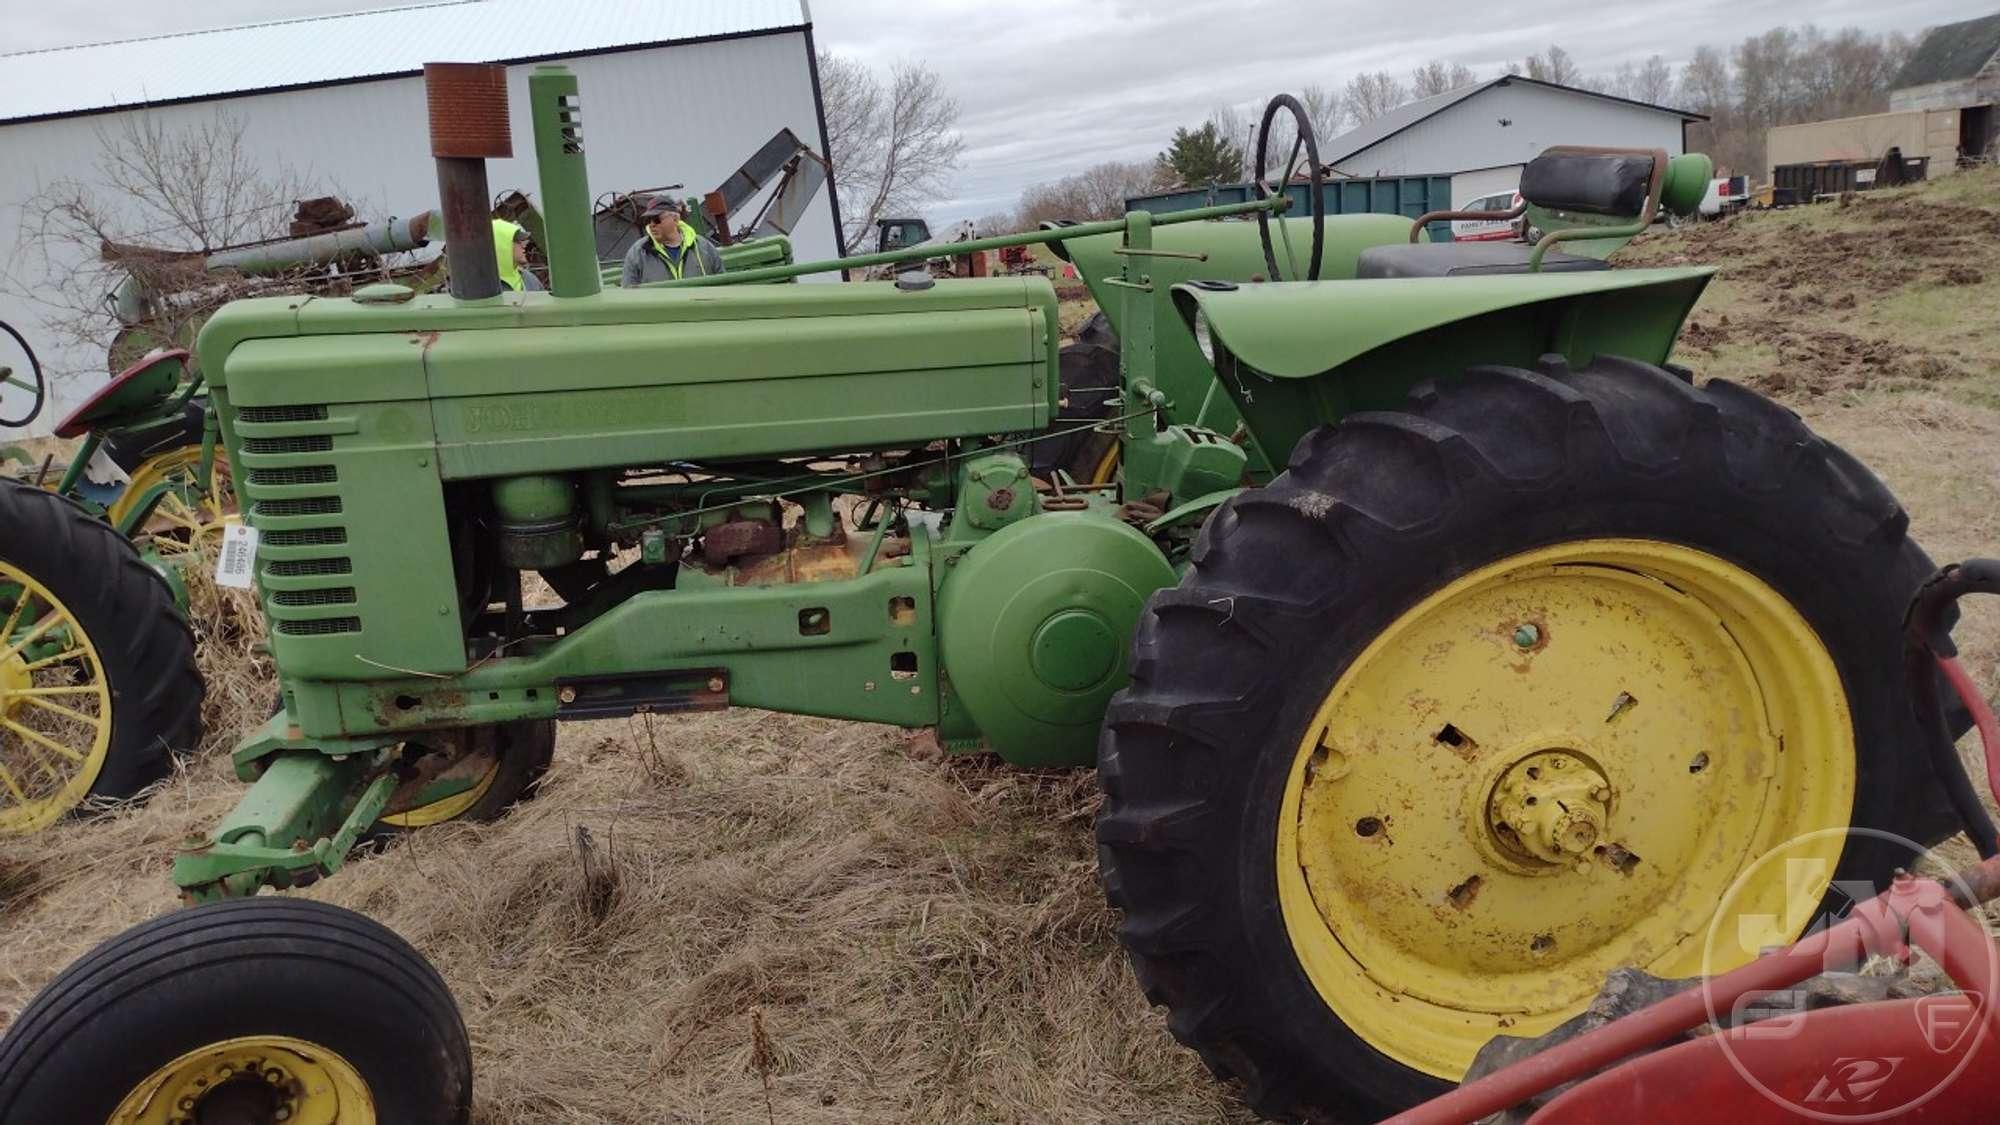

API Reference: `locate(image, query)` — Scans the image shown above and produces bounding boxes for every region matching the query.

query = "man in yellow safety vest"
[618,197,724,286]
[492,219,544,291]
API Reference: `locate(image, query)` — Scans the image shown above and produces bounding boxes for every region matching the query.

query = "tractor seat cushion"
[1355,242,1613,279]
[1520,151,1654,216]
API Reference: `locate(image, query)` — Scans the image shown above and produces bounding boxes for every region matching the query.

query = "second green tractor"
[0,66,1964,1125]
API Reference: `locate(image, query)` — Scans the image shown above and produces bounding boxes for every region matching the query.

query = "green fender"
[1051,213,1415,463]
[1169,265,1715,466]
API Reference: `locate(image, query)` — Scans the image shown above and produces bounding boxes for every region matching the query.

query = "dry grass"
[1,715,1248,1123]
[0,544,1247,1123]
[4,170,2000,1124]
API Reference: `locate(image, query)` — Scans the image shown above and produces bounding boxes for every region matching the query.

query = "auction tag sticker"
[215,523,260,589]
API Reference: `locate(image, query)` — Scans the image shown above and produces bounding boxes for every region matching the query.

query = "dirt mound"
[1626,170,2000,398]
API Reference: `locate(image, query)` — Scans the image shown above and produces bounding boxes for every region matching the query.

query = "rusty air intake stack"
[424,62,512,300]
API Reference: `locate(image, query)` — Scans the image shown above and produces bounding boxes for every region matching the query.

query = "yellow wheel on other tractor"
[104,445,237,555]
[1,479,200,834]
[1097,356,1958,1121]
[0,562,112,834]
[0,899,471,1124]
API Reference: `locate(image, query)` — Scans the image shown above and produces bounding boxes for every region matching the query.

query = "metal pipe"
[204,214,433,275]
[660,197,1288,289]
[527,65,600,298]
[435,159,500,299]
[424,62,512,301]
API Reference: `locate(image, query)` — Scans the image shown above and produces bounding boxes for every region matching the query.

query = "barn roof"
[1894,10,2000,89]
[1321,76,1706,168]
[0,0,808,126]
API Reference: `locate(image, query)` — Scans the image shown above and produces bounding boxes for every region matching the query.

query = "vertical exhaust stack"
[424,62,511,300]
[528,66,601,297]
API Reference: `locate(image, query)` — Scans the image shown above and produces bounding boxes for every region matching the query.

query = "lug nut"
[557,686,577,704]
[706,676,725,693]
[1512,623,1541,648]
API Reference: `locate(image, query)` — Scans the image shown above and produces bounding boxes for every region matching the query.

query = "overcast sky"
[2,0,1990,219]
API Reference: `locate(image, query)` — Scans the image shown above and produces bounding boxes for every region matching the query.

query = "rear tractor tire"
[1097,355,1957,1120]
[0,478,201,834]
[0,898,472,1124]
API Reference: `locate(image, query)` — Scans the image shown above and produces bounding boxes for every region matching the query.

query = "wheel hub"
[113,1035,370,1125]
[1486,749,1612,867]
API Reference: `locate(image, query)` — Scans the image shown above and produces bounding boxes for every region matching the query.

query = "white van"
[1450,191,1523,242]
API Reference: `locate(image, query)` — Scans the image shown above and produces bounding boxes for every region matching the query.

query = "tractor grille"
[265,527,347,547]
[231,399,356,642]
[276,616,361,636]
[254,497,342,518]
[271,587,357,607]
[243,435,333,455]
[248,466,337,487]
[266,557,352,577]
[238,405,330,424]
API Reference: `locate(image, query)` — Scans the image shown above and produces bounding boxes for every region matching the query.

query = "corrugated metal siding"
[1340,83,1687,178]
[0,0,806,123]
[0,31,837,432]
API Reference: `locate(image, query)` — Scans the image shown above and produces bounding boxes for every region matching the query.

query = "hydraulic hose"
[1903,560,2000,858]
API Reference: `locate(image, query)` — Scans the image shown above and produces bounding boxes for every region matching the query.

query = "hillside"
[2,169,1998,1124]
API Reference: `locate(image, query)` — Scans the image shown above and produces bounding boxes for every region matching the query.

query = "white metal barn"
[1320,76,1706,208]
[0,0,840,433]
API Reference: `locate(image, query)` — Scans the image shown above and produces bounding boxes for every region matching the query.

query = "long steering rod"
[659,194,1294,289]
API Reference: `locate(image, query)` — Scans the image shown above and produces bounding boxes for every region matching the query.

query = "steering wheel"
[0,319,44,429]
[1253,93,1326,282]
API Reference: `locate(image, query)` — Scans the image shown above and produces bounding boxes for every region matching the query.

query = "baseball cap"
[641,196,683,219]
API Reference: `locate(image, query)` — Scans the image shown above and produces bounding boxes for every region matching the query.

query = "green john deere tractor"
[0,331,206,836]
[0,64,1962,1123]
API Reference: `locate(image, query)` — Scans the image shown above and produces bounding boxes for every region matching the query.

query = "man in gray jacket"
[619,197,725,286]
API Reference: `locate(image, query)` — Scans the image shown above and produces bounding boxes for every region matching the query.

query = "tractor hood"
[1171,266,1715,379]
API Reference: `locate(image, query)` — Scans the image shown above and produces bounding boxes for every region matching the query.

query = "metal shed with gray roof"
[1317,76,1705,209]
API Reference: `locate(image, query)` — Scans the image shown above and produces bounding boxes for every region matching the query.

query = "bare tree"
[817,52,884,200]
[1410,61,1478,99]
[1207,103,1256,179]
[1016,160,1167,225]
[1342,72,1410,126]
[1672,24,1911,177]
[1522,45,1582,86]
[8,110,319,381]
[815,52,965,249]
[1243,85,1341,180]
[1630,56,1676,104]
[971,209,1022,236]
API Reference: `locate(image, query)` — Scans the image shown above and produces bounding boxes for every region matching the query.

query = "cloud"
[7,0,1988,221]
[813,0,1989,218]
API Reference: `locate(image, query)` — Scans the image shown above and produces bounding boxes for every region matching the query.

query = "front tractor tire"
[0,898,472,1124]
[1097,356,1955,1120]
[0,478,201,834]
[375,718,557,832]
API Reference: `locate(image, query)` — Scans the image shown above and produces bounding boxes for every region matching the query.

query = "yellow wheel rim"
[105,447,237,555]
[111,1034,374,1125]
[1276,538,1852,1080]
[1088,442,1119,487]
[378,752,500,828]
[0,563,113,834]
